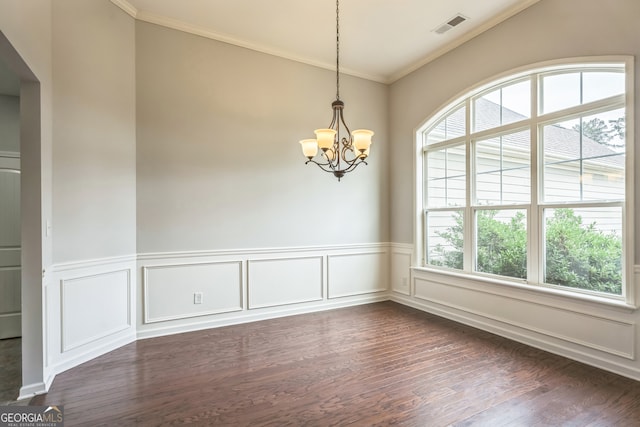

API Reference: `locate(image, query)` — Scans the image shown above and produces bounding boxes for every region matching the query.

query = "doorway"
[0,30,45,402]
[0,54,21,403]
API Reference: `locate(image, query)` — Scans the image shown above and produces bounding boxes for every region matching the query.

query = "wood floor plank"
[30,302,640,426]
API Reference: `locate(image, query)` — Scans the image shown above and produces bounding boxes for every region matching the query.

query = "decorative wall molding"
[413,276,635,359]
[390,243,413,296]
[60,269,131,352]
[52,254,137,273]
[137,243,391,261]
[137,243,390,338]
[247,256,323,309]
[143,261,243,323]
[388,264,640,381]
[327,251,389,299]
[45,257,137,389]
[40,245,640,397]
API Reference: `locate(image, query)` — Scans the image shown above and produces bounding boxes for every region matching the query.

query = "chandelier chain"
[297,0,373,180]
[335,0,340,100]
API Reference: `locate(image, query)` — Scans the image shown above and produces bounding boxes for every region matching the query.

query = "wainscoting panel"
[328,251,388,299]
[390,244,412,296]
[247,256,323,309]
[413,275,635,360]
[46,256,137,385]
[137,244,390,338]
[144,261,243,323]
[61,269,131,352]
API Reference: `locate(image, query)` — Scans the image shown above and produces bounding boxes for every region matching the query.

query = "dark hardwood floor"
[0,337,21,404]
[31,302,640,426]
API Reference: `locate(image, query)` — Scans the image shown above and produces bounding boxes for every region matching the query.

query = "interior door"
[0,154,21,339]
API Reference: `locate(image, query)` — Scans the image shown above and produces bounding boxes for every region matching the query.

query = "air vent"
[433,14,468,34]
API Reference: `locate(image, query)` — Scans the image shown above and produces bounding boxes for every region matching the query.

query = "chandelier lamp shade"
[298,0,374,180]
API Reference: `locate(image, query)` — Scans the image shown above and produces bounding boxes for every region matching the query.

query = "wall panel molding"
[143,261,243,323]
[413,276,635,359]
[388,264,640,381]
[247,256,323,309]
[60,269,131,352]
[328,251,389,299]
[46,257,137,390]
[390,243,413,296]
[137,243,391,338]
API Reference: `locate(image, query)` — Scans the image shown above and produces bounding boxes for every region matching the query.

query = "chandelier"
[298,0,374,181]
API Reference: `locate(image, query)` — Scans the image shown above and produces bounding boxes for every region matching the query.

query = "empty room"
[1,0,640,425]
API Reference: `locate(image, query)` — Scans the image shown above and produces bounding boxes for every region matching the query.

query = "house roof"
[429,97,624,169]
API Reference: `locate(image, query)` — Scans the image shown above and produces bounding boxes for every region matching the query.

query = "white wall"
[135,22,389,253]
[52,0,137,263]
[389,0,640,380]
[43,0,138,389]
[134,21,390,338]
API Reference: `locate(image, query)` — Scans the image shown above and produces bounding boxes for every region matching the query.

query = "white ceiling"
[113,0,539,84]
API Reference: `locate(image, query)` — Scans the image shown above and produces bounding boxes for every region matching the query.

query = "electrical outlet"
[194,292,203,304]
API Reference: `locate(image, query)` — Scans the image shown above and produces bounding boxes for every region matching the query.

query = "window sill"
[411,266,637,312]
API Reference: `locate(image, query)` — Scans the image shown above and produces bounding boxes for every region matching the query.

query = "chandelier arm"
[339,159,367,175]
[338,107,351,140]
[340,147,365,167]
[328,105,338,129]
[305,158,338,174]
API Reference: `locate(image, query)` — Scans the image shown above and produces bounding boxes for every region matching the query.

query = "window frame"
[414,57,635,307]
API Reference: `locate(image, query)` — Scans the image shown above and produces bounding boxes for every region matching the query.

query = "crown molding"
[110,0,137,18]
[110,0,541,85]
[109,0,385,83]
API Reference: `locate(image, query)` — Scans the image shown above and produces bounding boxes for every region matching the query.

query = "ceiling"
[113,0,539,84]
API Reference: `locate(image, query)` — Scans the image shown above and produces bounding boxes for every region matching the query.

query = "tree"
[430,208,622,294]
[572,117,625,149]
[575,118,610,144]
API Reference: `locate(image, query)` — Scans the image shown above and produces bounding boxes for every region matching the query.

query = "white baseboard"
[391,290,640,382]
[138,294,388,339]
[18,381,47,401]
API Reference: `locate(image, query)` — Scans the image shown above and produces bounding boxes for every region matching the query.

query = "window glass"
[541,72,581,114]
[473,80,530,132]
[425,145,466,207]
[426,104,466,145]
[475,209,527,279]
[583,72,625,104]
[542,110,625,202]
[426,210,463,270]
[475,130,530,205]
[544,207,622,295]
[541,71,625,114]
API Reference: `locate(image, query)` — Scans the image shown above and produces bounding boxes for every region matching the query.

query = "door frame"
[0,30,46,399]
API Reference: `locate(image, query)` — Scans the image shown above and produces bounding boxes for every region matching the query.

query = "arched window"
[416,58,633,301]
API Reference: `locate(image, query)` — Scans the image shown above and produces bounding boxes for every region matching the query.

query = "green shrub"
[545,209,621,294]
[429,208,622,294]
